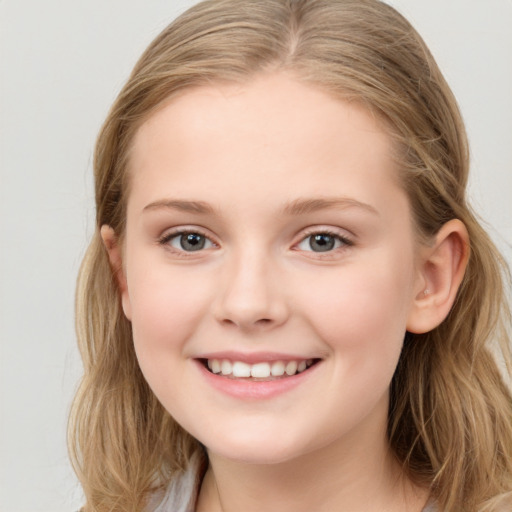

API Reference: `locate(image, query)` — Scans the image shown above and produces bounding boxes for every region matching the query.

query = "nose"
[212,247,289,331]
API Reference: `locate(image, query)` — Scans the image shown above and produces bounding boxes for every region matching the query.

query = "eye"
[161,231,215,252]
[296,232,352,253]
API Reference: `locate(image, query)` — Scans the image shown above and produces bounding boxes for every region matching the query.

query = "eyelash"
[158,228,354,256]
[158,228,216,256]
[296,229,354,256]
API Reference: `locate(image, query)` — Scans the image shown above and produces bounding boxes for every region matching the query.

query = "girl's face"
[116,74,424,464]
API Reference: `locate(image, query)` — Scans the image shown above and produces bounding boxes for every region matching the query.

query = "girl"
[68,1,512,511]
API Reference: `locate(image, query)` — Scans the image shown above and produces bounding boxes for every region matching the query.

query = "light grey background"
[1,1,511,511]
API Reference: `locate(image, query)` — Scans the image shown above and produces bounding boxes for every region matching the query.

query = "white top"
[150,452,203,512]
[150,452,437,512]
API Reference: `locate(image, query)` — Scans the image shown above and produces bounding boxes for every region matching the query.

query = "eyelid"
[158,226,218,253]
[293,227,354,254]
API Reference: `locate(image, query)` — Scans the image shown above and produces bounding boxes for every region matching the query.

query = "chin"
[202,430,314,465]
[212,447,299,465]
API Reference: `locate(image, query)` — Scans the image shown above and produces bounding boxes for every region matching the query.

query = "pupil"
[310,234,335,252]
[181,233,205,251]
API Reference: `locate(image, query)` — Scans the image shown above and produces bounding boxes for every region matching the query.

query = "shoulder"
[147,452,204,512]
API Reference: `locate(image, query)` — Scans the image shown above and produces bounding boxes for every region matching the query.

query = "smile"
[204,358,317,380]
[196,355,322,399]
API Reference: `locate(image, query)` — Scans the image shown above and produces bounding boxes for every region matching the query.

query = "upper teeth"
[207,359,312,378]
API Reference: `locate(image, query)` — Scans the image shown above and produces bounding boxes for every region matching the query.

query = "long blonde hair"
[69,1,512,510]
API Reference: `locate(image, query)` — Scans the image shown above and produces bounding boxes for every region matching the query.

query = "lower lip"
[195,360,320,400]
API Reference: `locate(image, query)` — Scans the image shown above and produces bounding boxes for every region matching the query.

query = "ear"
[406,219,469,334]
[100,225,132,321]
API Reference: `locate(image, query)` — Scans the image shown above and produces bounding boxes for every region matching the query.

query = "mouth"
[200,358,320,381]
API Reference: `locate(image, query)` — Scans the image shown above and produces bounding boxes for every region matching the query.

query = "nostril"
[220,317,273,328]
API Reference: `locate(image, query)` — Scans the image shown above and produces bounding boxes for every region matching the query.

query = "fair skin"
[102,73,468,512]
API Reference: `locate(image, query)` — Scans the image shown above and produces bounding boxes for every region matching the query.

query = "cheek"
[295,252,415,362]
[125,264,210,369]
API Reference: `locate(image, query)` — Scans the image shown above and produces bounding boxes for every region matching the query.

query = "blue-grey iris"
[180,233,206,251]
[310,234,335,252]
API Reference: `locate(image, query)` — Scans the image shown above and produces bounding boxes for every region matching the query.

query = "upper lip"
[195,351,320,364]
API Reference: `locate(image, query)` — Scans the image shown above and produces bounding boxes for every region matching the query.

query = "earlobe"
[406,219,470,334]
[100,225,132,321]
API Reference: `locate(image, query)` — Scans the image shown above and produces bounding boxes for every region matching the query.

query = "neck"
[196,411,429,512]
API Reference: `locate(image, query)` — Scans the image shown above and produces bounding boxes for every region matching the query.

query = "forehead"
[127,73,405,218]
[131,74,391,159]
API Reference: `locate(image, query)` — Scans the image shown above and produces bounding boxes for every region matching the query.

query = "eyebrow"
[282,197,379,216]
[143,199,216,214]
[142,196,379,216]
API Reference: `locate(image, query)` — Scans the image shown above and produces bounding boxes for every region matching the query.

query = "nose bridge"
[214,241,287,330]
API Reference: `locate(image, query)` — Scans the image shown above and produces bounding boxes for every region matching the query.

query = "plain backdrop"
[1,1,511,510]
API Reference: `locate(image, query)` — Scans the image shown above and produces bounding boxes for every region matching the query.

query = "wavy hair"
[68,1,512,510]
